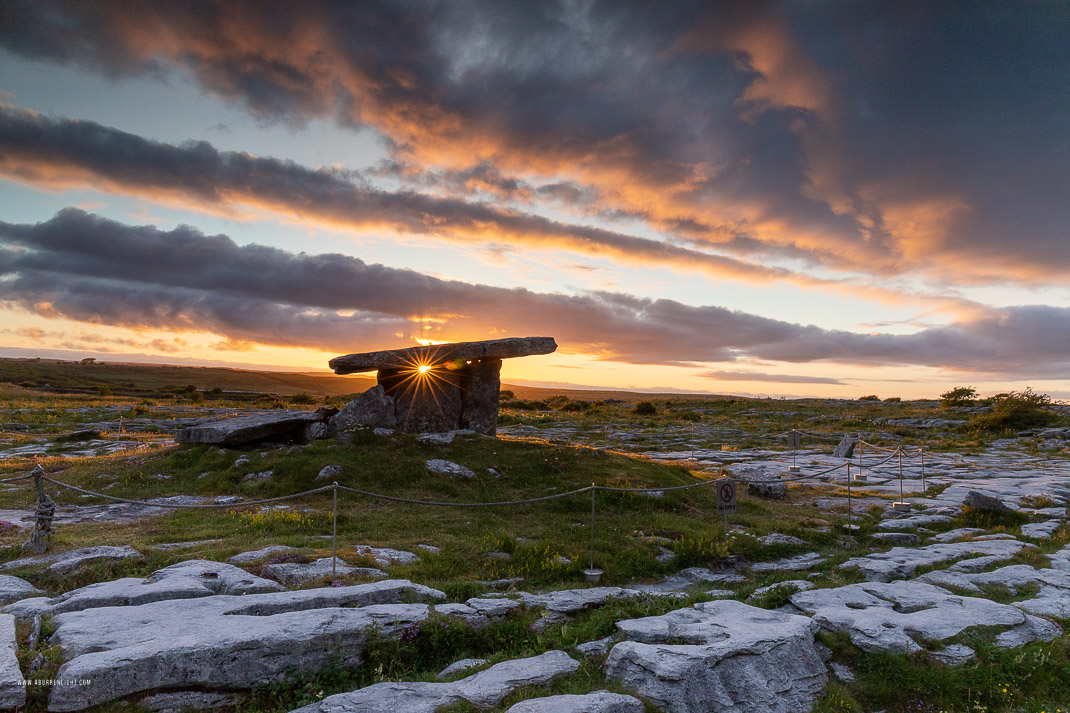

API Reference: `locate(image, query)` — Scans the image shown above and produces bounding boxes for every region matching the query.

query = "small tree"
[940,386,977,408]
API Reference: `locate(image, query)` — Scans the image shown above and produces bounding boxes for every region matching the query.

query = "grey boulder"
[605,599,826,713]
[963,490,1011,513]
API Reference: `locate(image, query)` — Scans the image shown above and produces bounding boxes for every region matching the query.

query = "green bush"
[857,394,879,401]
[940,385,977,408]
[634,401,657,415]
[969,388,1055,432]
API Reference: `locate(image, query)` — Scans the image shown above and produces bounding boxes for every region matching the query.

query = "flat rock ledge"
[604,599,826,713]
[0,574,43,605]
[0,545,140,574]
[505,690,645,713]
[4,559,283,619]
[47,580,445,712]
[790,580,1060,655]
[0,614,25,709]
[289,650,578,713]
[838,539,1031,582]
[175,410,328,446]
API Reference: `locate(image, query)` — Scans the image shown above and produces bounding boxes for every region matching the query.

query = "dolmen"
[328,337,557,436]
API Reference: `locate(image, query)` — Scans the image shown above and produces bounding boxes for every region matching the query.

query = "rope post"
[899,448,904,501]
[589,484,596,571]
[846,460,852,528]
[21,465,55,556]
[331,482,339,578]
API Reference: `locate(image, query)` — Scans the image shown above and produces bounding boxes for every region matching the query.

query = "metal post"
[722,476,729,541]
[589,484,596,571]
[921,450,926,491]
[331,483,338,578]
[899,448,904,501]
[846,461,852,528]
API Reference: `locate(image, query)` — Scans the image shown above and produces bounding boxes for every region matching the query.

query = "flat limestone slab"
[329,337,557,374]
[791,580,1059,654]
[4,559,282,619]
[605,600,826,713]
[290,650,578,713]
[837,539,1030,582]
[505,691,644,713]
[47,580,445,711]
[0,614,25,709]
[175,410,323,445]
[0,546,140,574]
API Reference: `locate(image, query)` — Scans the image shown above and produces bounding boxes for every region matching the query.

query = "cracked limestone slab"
[263,557,386,585]
[877,514,954,531]
[750,552,825,572]
[47,580,445,712]
[0,614,24,709]
[226,545,300,563]
[505,690,645,713]
[513,587,648,615]
[289,650,578,713]
[0,575,43,606]
[1020,520,1063,539]
[790,580,1057,654]
[838,539,1031,582]
[922,565,1070,620]
[4,559,283,619]
[605,599,826,713]
[632,568,746,594]
[0,545,140,574]
[353,545,421,567]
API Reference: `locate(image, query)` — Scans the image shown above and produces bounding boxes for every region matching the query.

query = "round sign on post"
[717,479,737,515]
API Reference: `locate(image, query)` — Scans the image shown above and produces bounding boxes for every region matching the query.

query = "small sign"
[786,431,802,449]
[717,479,737,515]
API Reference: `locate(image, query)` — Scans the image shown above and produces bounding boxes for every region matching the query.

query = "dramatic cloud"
[1,209,1069,376]
[3,1,1068,284]
[0,105,988,318]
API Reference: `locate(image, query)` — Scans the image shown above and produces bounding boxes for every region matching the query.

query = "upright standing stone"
[832,433,857,459]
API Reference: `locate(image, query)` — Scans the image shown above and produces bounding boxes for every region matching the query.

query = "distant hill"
[0,357,375,397]
[0,356,719,402]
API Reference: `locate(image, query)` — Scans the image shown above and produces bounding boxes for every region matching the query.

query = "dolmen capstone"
[328,337,557,436]
[175,408,336,446]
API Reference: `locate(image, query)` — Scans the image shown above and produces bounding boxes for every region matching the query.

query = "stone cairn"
[328,337,557,436]
[21,464,56,555]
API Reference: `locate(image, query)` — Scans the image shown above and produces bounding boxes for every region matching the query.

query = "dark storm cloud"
[4,2,1068,282]
[2,209,1070,375]
[0,105,785,282]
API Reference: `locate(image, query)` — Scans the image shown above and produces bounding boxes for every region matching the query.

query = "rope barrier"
[41,477,335,509]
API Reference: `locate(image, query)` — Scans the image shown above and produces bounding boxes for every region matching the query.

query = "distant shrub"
[546,395,571,409]
[289,392,316,405]
[969,388,1055,432]
[883,396,901,403]
[499,390,515,400]
[634,401,657,415]
[857,394,879,401]
[96,384,112,396]
[941,386,977,408]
